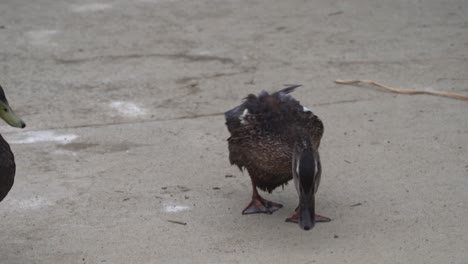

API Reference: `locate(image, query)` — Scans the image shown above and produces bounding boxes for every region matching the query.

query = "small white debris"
[163,204,191,213]
[110,101,147,117]
[303,106,311,112]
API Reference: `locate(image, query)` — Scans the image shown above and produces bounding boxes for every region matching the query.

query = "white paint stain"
[70,3,113,12]
[6,196,51,210]
[110,101,147,117]
[26,30,58,46]
[8,131,78,144]
[53,149,78,157]
[163,204,191,213]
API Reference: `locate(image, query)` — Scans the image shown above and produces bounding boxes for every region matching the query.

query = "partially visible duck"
[0,84,26,202]
[225,85,330,230]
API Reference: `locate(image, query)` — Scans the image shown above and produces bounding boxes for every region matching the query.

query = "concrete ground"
[1,0,467,263]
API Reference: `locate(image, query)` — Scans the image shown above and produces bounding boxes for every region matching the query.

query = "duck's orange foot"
[285,210,331,223]
[242,197,283,215]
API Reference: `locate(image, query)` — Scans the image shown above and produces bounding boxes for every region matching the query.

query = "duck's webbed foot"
[285,209,331,223]
[242,196,283,215]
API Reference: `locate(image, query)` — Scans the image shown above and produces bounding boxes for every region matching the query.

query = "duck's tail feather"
[274,85,302,95]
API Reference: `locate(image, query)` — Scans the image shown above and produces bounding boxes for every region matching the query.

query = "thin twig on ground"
[335,79,468,101]
[167,220,187,226]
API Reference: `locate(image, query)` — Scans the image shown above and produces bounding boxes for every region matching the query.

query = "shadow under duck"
[225,85,330,230]
[0,84,26,202]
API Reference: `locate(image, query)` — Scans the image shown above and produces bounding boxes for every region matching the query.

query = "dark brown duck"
[225,85,330,230]
[0,84,26,202]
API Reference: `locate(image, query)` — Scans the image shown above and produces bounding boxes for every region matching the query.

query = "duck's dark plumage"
[0,84,25,203]
[225,85,330,229]
[0,134,15,202]
[225,85,323,193]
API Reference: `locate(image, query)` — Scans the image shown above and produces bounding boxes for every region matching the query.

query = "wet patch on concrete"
[25,30,58,47]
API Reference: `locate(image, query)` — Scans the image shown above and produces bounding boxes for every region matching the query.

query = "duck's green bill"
[0,101,26,128]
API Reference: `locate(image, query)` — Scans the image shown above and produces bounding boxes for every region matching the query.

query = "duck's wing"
[299,107,324,148]
[274,85,324,145]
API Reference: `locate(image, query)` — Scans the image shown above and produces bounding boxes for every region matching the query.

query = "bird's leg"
[242,181,283,215]
[285,206,331,223]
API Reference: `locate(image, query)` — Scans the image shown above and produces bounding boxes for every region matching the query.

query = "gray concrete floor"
[1,0,467,263]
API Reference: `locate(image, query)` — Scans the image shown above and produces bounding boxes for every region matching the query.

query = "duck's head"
[0,85,26,128]
[292,143,320,231]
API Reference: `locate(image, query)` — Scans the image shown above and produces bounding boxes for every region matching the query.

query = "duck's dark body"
[0,84,25,203]
[225,86,323,193]
[0,134,15,202]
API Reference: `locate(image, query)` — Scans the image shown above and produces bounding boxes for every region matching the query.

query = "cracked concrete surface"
[0,0,467,263]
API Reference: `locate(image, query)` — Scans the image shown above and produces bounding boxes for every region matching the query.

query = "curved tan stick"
[335,79,468,101]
